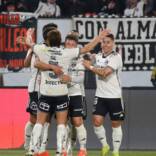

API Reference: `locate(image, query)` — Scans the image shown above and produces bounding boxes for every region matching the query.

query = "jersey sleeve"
[107,54,123,71]
[32,44,44,59]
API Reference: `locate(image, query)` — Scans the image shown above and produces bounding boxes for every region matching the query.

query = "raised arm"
[80,29,111,54]
[24,48,33,67]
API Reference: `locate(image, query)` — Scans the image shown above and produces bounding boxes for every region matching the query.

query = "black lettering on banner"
[97,21,108,30]
[116,21,126,40]
[85,21,94,39]
[151,22,156,39]
[117,43,155,71]
[137,20,150,39]
[127,21,135,39]
[75,20,83,39]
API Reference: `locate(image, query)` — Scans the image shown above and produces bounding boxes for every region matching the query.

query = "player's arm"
[80,29,110,54]
[83,60,113,78]
[34,58,63,76]
[60,72,84,84]
[24,48,33,67]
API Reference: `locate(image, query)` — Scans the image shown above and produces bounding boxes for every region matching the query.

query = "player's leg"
[92,97,110,156]
[70,96,87,156]
[24,92,38,153]
[29,95,50,155]
[55,95,69,156]
[108,98,125,156]
[62,122,71,156]
[24,114,36,152]
[39,122,50,153]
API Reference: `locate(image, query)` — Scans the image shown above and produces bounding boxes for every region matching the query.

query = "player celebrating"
[60,33,87,156]
[24,27,110,156]
[83,33,125,156]
[21,23,60,156]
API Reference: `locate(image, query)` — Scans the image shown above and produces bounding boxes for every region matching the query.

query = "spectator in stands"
[124,0,145,17]
[57,0,87,17]
[35,0,61,17]
[4,1,16,12]
[98,0,126,16]
[23,0,40,12]
[16,0,28,12]
[144,0,156,16]
[83,0,102,15]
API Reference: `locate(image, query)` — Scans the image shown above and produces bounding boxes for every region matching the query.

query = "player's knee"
[72,117,83,127]
[111,120,122,128]
[30,114,37,124]
[93,118,103,127]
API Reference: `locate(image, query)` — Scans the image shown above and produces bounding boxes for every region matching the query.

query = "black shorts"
[69,95,87,119]
[26,92,39,115]
[93,97,125,121]
[38,95,69,116]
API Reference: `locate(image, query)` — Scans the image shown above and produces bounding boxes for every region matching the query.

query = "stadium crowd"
[0,0,156,17]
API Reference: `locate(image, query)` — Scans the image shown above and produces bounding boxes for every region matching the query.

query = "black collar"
[102,51,115,58]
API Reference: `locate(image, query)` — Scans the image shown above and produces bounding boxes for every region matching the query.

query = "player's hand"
[26,28,35,47]
[51,65,63,76]
[60,74,71,83]
[16,28,35,47]
[98,28,111,40]
[82,60,92,69]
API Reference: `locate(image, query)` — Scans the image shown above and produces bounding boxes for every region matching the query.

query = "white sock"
[24,121,34,150]
[30,123,43,153]
[75,124,87,150]
[57,124,66,153]
[112,126,123,153]
[62,124,71,151]
[39,122,50,153]
[94,125,108,147]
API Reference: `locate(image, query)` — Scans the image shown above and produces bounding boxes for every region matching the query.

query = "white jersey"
[68,57,85,96]
[33,44,79,96]
[27,52,40,93]
[94,52,122,98]
[35,1,61,17]
[124,1,144,17]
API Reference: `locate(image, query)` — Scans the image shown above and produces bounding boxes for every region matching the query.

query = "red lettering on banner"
[0,14,20,25]
[14,28,20,52]
[0,27,29,52]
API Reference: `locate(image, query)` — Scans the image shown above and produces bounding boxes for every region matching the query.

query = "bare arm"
[34,58,63,76]
[80,29,110,54]
[24,49,33,67]
[83,60,113,78]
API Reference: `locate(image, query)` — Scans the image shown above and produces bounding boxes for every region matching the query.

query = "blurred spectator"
[4,2,16,12]
[24,0,40,12]
[35,0,61,17]
[98,0,126,16]
[84,0,102,15]
[124,0,144,17]
[57,0,87,17]
[144,0,156,16]
[16,0,28,12]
